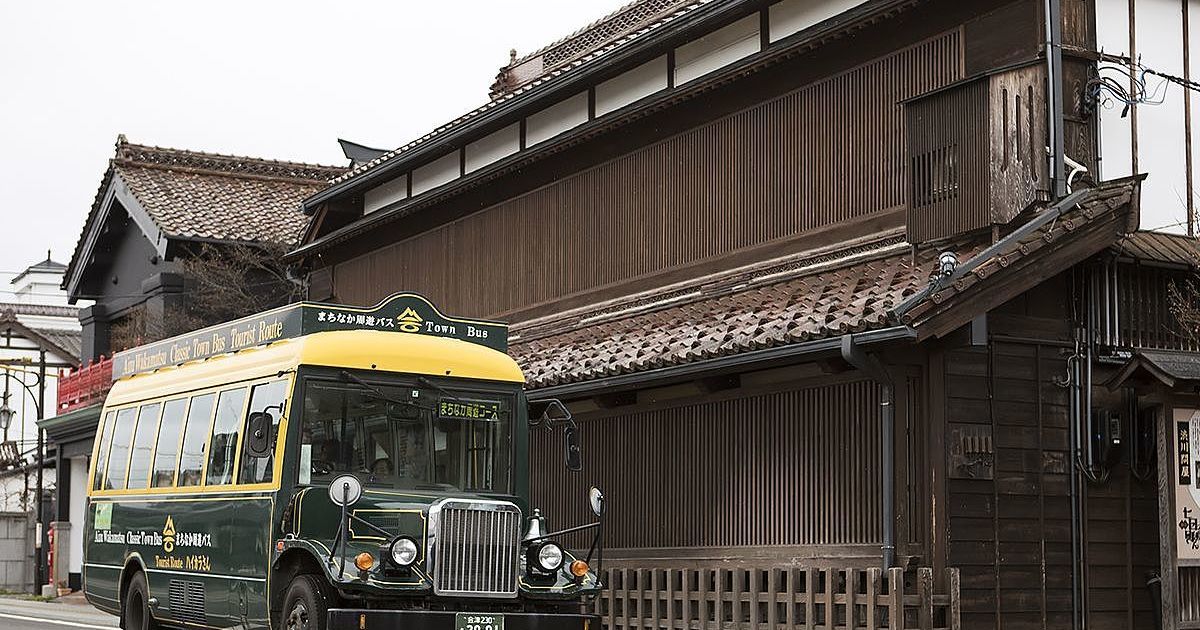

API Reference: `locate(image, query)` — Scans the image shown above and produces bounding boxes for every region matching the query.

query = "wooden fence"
[589,566,960,630]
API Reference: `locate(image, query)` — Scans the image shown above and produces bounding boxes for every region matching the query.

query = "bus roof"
[105,329,525,407]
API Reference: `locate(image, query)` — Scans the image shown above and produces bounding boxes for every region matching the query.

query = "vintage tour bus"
[84,293,604,630]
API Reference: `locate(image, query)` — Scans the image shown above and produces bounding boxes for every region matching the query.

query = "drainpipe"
[841,335,895,570]
[1045,0,1067,199]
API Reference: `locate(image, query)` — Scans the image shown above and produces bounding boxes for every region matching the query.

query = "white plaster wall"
[595,56,669,117]
[1096,0,1199,232]
[465,123,520,173]
[67,456,85,574]
[411,151,461,196]
[526,92,589,147]
[674,14,761,85]
[769,0,868,43]
[363,174,409,214]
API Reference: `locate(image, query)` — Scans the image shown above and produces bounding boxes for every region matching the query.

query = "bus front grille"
[429,500,521,598]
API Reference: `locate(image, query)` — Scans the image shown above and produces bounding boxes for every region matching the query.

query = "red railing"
[57,357,112,413]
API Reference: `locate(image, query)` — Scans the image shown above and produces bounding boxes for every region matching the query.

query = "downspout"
[841,334,895,570]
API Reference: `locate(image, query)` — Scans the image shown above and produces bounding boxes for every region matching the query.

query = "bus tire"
[282,574,335,630]
[122,572,157,630]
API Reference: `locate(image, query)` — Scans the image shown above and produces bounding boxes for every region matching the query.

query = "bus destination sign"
[112,293,509,380]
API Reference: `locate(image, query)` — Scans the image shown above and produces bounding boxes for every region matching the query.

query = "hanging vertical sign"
[1176,409,1200,562]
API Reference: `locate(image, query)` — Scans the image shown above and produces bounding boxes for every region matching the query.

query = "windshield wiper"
[339,370,430,411]
[416,375,463,405]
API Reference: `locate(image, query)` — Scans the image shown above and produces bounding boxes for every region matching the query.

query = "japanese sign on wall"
[1176,408,1200,562]
[112,293,509,380]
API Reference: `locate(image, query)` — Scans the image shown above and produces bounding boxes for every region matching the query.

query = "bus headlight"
[535,542,563,571]
[389,537,419,567]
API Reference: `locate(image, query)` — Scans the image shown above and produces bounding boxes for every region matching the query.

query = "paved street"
[0,595,118,630]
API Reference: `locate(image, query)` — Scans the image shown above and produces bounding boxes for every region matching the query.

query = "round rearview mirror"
[588,486,605,517]
[329,474,363,506]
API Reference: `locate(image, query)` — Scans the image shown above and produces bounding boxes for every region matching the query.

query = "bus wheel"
[283,574,334,630]
[123,572,156,630]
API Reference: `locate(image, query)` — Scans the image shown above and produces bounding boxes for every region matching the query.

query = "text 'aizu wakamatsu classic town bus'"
[84,293,605,630]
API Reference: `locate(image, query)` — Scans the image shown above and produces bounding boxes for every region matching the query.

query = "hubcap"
[287,601,309,630]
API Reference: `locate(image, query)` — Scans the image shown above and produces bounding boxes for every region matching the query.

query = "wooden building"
[287,1,1194,628]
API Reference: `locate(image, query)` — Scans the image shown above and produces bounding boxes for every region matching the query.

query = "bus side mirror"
[246,411,273,457]
[529,399,571,427]
[564,426,582,472]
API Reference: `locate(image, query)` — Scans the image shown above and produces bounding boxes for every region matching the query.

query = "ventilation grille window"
[169,579,206,626]
[911,144,959,208]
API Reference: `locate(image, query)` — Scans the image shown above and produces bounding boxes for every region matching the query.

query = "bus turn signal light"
[569,560,589,577]
[355,552,375,571]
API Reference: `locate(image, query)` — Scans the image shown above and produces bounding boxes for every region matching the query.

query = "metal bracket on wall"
[949,424,995,480]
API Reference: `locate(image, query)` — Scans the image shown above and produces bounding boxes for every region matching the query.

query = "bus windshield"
[299,374,513,493]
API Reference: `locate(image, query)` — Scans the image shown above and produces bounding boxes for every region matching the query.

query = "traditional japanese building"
[283,0,1200,628]
[43,137,344,593]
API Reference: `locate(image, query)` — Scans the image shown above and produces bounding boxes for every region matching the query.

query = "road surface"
[0,595,118,630]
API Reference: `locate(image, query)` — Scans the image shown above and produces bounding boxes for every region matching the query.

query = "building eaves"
[291,0,924,260]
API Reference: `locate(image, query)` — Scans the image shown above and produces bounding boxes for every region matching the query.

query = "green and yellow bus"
[84,294,603,630]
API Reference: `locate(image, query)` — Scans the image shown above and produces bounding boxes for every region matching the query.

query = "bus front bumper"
[328,609,598,630]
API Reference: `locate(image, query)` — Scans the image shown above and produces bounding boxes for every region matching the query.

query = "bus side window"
[104,408,138,491]
[178,393,217,487]
[125,403,162,490]
[238,379,288,485]
[206,387,248,486]
[92,411,116,491]
[151,398,188,488]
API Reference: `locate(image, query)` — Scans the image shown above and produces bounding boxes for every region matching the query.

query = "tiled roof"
[0,302,78,318]
[326,0,717,187]
[1113,230,1198,266]
[511,178,1142,391]
[490,0,695,97]
[112,139,345,244]
[66,137,346,287]
[32,327,81,361]
[509,232,960,389]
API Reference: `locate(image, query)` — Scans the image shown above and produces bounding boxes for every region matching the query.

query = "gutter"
[529,325,916,399]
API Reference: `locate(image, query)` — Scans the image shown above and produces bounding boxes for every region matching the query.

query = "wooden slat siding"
[1116,264,1197,352]
[530,380,887,552]
[1182,567,1200,623]
[331,32,963,316]
[593,565,957,630]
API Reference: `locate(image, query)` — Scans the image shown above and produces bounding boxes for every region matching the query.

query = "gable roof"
[0,311,81,365]
[517,177,1142,395]
[10,256,66,285]
[64,136,346,295]
[1112,230,1198,267]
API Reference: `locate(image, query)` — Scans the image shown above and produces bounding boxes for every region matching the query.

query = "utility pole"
[34,349,44,595]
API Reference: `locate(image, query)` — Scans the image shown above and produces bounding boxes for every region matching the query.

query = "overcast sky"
[0,1,626,296]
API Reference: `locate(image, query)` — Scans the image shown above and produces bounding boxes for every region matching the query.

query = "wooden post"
[946,568,961,630]
[766,569,777,630]
[888,567,904,630]
[917,568,933,629]
[804,568,815,630]
[1162,403,1181,630]
[846,568,857,630]
[866,568,880,630]
[666,569,676,630]
[825,569,836,629]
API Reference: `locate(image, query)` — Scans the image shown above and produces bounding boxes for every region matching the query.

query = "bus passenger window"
[177,393,216,487]
[104,408,138,490]
[238,380,288,485]
[206,388,248,486]
[92,412,115,491]
[151,399,188,487]
[125,403,162,490]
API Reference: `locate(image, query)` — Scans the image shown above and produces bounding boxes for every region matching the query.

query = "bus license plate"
[456,613,503,630]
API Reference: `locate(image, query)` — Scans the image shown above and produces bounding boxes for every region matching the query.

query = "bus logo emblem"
[397,307,423,333]
[163,515,176,553]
